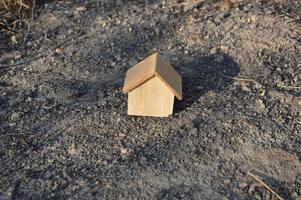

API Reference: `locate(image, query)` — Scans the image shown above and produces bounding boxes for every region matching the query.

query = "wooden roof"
[123,53,182,100]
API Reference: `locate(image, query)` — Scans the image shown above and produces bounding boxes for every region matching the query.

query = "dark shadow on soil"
[174,53,240,113]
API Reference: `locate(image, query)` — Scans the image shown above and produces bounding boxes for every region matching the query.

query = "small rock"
[210,47,218,54]
[11,35,17,44]
[27,97,32,102]
[189,128,198,135]
[223,179,231,184]
[10,112,20,121]
[220,45,229,52]
[120,147,131,158]
[241,85,251,92]
[115,54,122,61]
[76,6,87,12]
[214,16,222,24]
[97,90,105,99]
[256,99,265,110]
[219,0,232,10]
[254,82,262,89]
[238,182,248,189]
[111,62,117,67]
[55,48,63,54]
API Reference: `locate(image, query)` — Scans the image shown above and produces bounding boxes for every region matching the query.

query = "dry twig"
[164,0,206,8]
[247,172,284,200]
[0,0,34,34]
[220,73,257,82]
[23,0,35,42]
[278,84,301,90]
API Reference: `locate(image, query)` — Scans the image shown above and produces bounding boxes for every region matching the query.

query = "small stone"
[55,48,63,54]
[97,90,105,99]
[76,6,87,12]
[111,62,116,67]
[189,128,198,135]
[219,0,232,10]
[120,147,131,157]
[254,82,262,89]
[210,47,217,54]
[214,17,222,24]
[10,112,20,121]
[220,45,229,52]
[11,35,17,44]
[115,54,122,61]
[257,99,265,109]
[223,179,231,184]
[27,97,32,102]
[238,182,248,189]
[241,85,251,92]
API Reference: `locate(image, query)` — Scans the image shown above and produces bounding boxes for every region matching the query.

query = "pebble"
[76,6,87,12]
[189,128,198,135]
[220,45,229,52]
[238,182,248,189]
[257,99,265,110]
[223,179,231,184]
[241,85,251,92]
[210,47,218,54]
[254,82,262,89]
[97,90,105,99]
[10,112,20,121]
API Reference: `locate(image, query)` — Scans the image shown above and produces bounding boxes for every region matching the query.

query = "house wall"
[128,76,174,117]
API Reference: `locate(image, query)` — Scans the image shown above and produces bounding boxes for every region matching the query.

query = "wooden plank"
[155,54,182,100]
[128,76,174,117]
[123,53,157,93]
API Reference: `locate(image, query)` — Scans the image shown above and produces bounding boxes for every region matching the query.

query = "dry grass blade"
[0,0,34,34]
[278,84,301,90]
[247,172,285,200]
[220,73,257,82]
[165,0,206,8]
[1,0,31,13]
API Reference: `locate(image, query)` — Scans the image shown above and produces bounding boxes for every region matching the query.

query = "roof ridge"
[123,53,182,100]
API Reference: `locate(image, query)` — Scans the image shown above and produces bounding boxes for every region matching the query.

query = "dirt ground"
[0,0,301,199]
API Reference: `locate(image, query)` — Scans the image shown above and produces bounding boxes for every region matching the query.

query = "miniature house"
[123,53,182,117]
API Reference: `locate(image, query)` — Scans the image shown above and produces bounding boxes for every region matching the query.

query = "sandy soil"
[0,0,301,199]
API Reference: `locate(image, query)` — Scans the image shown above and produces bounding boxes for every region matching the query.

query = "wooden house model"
[123,53,182,117]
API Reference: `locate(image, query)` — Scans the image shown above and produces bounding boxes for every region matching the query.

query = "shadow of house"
[173,53,240,113]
